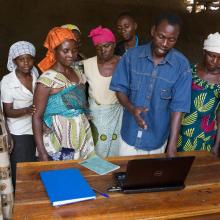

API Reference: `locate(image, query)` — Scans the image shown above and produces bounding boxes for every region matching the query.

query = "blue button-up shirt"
[110,43,192,150]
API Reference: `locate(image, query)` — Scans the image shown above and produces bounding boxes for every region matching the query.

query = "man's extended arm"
[116,92,148,129]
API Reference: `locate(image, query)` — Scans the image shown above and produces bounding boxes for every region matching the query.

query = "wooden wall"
[0,0,219,76]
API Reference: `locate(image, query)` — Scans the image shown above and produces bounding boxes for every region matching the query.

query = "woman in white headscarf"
[0,41,38,187]
[178,33,220,156]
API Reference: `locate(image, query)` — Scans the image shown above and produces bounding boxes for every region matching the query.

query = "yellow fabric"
[61,24,81,33]
[83,56,118,105]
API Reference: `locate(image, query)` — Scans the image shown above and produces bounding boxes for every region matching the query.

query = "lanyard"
[125,35,139,53]
[135,35,139,47]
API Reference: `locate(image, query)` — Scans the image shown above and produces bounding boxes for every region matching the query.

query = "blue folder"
[40,168,96,206]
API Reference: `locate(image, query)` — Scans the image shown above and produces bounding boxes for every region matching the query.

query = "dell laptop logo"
[153,170,163,177]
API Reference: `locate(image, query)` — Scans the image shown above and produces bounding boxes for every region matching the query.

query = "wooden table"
[13,151,220,219]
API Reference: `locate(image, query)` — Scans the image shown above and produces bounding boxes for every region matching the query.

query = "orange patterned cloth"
[38,27,76,72]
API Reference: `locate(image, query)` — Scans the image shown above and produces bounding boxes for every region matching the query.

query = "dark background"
[0,0,219,77]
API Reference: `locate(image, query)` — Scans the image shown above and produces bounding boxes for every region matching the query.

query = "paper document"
[79,155,120,175]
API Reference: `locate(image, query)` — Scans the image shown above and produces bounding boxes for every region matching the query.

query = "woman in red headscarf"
[83,26,123,158]
[33,27,95,161]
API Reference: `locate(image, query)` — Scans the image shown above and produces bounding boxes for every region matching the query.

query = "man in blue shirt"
[110,13,192,157]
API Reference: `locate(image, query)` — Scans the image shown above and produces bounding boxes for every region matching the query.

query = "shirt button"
[147,95,151,99]
[152,71,157,77]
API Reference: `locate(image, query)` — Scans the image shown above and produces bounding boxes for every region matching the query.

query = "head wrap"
[7,41,36,71]
[203,32,220,54]
[89,26,116,46]
[38,27,76,72]
[61,24,81,33]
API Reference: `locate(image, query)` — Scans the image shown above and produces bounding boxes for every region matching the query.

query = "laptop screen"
[122,156,195,190]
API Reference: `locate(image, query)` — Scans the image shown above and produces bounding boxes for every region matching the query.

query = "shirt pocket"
[129,70,143,104]
[159,88,172,110]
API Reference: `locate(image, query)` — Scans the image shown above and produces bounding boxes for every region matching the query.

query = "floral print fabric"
[178,65,220,152]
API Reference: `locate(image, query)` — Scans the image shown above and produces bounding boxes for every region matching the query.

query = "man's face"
[204,50,220,72]
[116,16,137,41]
[151,20,180,58]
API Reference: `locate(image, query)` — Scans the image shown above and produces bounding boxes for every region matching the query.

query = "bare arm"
[166,112,182,157]
[0,109,14,152]
[4,119,13,153]
[116,92,148,129]
[32,83,50,161]
[3,103,36,118]
[212,106,220,157]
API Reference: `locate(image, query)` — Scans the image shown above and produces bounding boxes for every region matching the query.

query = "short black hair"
[116,12,136,23]
[154,13,182,29]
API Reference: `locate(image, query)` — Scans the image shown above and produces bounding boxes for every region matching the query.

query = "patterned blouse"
[37,69,95,160]
[178,65,220,152]
[0,109,13,219]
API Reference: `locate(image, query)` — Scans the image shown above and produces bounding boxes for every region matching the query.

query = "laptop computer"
[112,156,195,193]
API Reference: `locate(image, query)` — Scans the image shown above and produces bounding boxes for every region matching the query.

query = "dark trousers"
[10,134,37,189]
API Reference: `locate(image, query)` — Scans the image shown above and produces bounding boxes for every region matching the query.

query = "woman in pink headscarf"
[83,26,123,158]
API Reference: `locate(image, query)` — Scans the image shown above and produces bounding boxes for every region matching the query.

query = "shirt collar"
[10,69,37,88]
[138,42,175,66]
[11,70,21,87]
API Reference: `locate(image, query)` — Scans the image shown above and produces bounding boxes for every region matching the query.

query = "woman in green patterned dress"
[178,32,220,156]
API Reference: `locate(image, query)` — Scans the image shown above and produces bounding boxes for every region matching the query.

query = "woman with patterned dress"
[0,108,13,220]
[178,32,220,156]
[84,26,123,158]
[33,27,95,161]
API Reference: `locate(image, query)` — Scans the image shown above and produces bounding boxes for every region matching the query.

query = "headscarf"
[38,27,76,72]
[203,32,220,54]
[7,41,36,72]
[61,24,81,33]
[89,26,116,46]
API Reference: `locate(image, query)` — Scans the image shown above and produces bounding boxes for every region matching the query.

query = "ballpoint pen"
[92,187,110,198]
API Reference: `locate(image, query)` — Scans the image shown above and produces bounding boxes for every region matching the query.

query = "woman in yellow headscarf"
[61,24,86,75]
[33,27,95,161]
